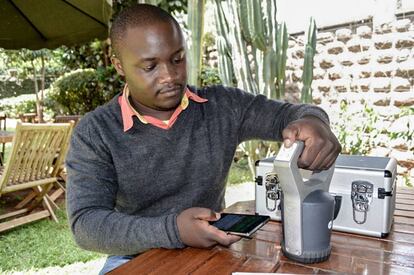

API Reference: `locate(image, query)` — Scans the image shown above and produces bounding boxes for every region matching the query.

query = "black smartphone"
[209,213,270,237]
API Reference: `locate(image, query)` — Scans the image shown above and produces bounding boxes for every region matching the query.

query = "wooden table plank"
[148,248,218,275]
[235,257,279,273]
[393,222,414,234]
[396,193,414,200]
[395,216,414,226]
[396,198,414,205]
[108,249,175,274]
[331,232,414,256]
[0,130,13,144]
[191,249,247,275]
[276,261,325,273]
[396,203,414,211]
[330,242,414,268]
[395,209,414,218]
[301,252,414,274]
[397,187,414,195]
[228,237,280,260]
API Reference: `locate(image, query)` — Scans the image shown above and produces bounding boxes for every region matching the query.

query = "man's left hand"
[282,116,341,171]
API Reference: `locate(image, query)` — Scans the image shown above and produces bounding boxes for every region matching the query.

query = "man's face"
[111,21,187,113]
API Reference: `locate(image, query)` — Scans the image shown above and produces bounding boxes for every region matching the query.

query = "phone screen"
[209,213,270,237]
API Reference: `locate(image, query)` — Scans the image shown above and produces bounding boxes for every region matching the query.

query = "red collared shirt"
[118,85,208,131]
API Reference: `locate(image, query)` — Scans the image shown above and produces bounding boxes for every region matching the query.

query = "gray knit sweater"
[66,85,329,255]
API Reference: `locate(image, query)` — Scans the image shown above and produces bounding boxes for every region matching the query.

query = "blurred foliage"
[14,99,37,116]
[0,79,50,99]
[58,40,110,70]
[0,94,37,118]
[0,48,64,81]
[0,0,190,119]
[200,66,221,87]
[203,32,215,48]
[388,106,414,150]
[227,157,252,185]
[48,69,98,115]
[333,100,381,155]
[48,68,124,115]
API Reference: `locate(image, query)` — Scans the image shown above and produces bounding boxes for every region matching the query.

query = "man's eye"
[173,57,184,64]
[143,65,155,72]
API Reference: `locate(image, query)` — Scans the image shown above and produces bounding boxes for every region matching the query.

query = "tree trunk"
[39,52,45,122]
[31,59,41,123]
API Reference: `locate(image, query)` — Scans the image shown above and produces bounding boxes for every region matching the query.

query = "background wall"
[286,17,413,186]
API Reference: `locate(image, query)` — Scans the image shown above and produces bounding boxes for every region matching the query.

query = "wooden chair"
[0,113,6,166]
[53,115,81,183]
[0,122,73,232]
[54,115,82,126]
[19,113,38,123]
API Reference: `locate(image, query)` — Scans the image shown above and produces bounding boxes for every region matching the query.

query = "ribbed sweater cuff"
[166,213,185,249]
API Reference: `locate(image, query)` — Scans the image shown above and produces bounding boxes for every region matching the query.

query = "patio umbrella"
[0,0,112,50]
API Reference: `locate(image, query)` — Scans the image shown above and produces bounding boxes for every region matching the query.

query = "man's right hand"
[177,207,241,248]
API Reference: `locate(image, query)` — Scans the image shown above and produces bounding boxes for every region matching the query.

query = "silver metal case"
[255,155,397,237]
[329,155,397,237]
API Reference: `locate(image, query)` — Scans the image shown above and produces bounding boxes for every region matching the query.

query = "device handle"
[276,140,334,192]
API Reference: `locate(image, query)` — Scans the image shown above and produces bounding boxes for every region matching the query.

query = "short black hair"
[110,4,180,56]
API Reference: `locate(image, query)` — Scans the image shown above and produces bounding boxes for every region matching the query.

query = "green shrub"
[332,100,381,155]
[48,67,123,115]
[0,94,36,118]
[200,66,221,87]
[15,99,37,115]
[48,69,98,115]
[0,79,54,99]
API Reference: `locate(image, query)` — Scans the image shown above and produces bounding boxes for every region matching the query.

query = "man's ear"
[111,56,125,76]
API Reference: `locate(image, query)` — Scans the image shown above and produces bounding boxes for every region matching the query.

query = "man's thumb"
[194,209,220,221]
[282,126,299,148]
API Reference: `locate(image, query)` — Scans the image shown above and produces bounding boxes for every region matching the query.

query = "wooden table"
[109,187,414,274]
[0,130,14,144]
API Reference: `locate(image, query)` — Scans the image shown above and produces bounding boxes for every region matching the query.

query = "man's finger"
[193,208,219,221]
[207,226,241,246]
[298,139,323,169]
[282,125,299,148]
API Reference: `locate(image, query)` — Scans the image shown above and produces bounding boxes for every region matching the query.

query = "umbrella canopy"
[0,0,112,50]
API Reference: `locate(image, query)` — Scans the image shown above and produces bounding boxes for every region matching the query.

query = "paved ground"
[4,182,255,275]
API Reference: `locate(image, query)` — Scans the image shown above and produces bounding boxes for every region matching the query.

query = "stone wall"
[287,17,414,186]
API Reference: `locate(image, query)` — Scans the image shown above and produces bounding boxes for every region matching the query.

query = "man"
[66,4,341,274]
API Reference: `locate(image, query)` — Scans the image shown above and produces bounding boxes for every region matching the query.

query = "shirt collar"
[119,84,207,132]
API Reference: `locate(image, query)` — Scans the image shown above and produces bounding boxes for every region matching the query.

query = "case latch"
[351,181,373,224]
[265,172,280,211]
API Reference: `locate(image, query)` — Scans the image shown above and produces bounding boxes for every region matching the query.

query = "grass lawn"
[0,206,104,272]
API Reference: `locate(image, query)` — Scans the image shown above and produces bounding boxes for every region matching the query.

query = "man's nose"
[158,63,176,83]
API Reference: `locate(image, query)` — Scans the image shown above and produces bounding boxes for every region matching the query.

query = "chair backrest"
[0,113,6,131]
[54,115,82,126]
[0,122,74,193]
[0,113,7,165]
[19,113,38,123]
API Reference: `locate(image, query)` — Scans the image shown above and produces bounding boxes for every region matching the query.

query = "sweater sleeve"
[66,118,184,256]
[212,86,330,143]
